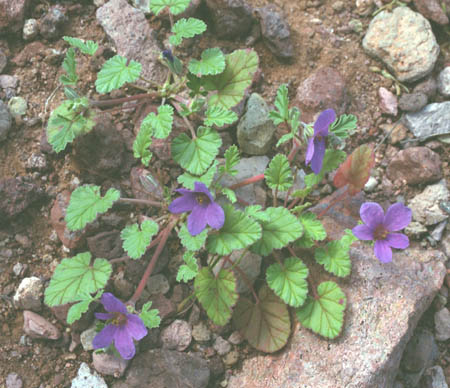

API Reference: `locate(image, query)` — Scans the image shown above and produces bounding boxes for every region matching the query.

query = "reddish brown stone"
[23,310,60,340]
[0,0,31,33]
[413,0,449,25]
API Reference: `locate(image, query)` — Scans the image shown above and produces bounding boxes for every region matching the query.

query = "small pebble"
[223,350,239,366]
[213,336,232,356]
[6,373,23,388]
[23,19,39,40]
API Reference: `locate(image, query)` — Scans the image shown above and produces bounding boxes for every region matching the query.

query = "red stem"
[223,256,259,304]
[118,197,163,208]
[228,173,265,190]
[89,92,158,108]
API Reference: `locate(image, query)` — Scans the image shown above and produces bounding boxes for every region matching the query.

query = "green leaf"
[67,291,102,324]
[204,105,237,127]
[63,36,98,56]
[170,18,207,46]
[206,204,262,255]
[65,185,120,231]
[219,145,240,176]
[264,154,293,192]
[95,55,142,94]
[194,268,238,325]
[60,48,78,85]
[177,160,218,189]
[244,205,270,222]
[269,84,289,125]
[121,219,159,260]
[276,133,294,148]
[140,301,161,329]
[233,286,290,353]
[149,0,191,15]
[295,212,327,248]
[133,124,153,166]
[172,126,222,175]
[47,99,96,152]
[44,252,112,307]
[221,187,236,203]
[204,49,259,109]
[288,107,300,134]
[250,207,303,256]
[305,149,346,186]
[178,223,208,251]
[176,251,199,282]
[329,114,357,139]
[141,104,174,139]
[314,229,357,277]
[188,48,226,76]
[266,257,308,308]
[296,281,346,339]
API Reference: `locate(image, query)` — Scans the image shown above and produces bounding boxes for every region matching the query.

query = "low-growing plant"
[43,0,411,358]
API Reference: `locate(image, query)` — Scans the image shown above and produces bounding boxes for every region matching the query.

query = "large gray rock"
[96,0,166,87]
[437,67,450,97]
[409,180,449,225]
[403,102,450,140]
[362,7,439,82]
[13,277,43,311]
[228,200,446,388]
[71,362,108,388]
[0,100,12,142]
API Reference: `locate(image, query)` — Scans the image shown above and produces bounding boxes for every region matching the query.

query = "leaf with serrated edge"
[269,84,289,125]
[265,154,293,191]
[44,252,112,307]
[266,257,308,307]
[176,251,199,282]
[299,212,327,242]
[204,49,258,109]
[67,291,102,324]
[296,281,346,339]
[221,187,236,203]
[189,48,226,76]
[233,286,290,353]
[329,114,357,139]
[219,145,240,176]
[63,36,98,56]
[141,104,174,139]
[170,18,207,46]
[251,207,303,256]
[178,223,208,251]
[133,124,153,166]
[95,55,141,94]
[171,126,222,175]
[149,0,191,15]
[65,185,120,231]
[206,204,262,255]
[244,205,270,222]
[204,105,237,127]
[121,219,159,260]
[60,48,78,85]
[140,301,161,329]
[195,268,238,326]
[177,160,217,189]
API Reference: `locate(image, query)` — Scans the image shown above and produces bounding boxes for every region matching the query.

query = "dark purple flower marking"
[352,202,412,263]
[168,181,225,236]
[92,293,147,360]
[162,49,174,63]
[305,109,336,174]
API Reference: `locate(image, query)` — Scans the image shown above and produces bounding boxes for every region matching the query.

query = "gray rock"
[409,180,449,225]
[80,325,96,351]
[23,310,60,340]
[401,329,438,373]
[256,4,293,59]
[161,319,192,351]
[111,349,210,388]
[0,74,18,90]
[223,349,239,366]
[92,351,129,377]
[12,263,25,277]
[379,87,398,116]
[355,0,373,16]
[437,67,450,97]
[22,18,38,40]
[146,274,170,296]
[87,230,124,260]
[0,0,31,33]
[434,307,450,341]
[404,102,450,139]
[362,7,439,82]
[414,77,438,98]
[441,231,450,259]
[237,93,276,155]
[71,362,108,388]
[96,0,166,87]
[6,373,22,388]
[213,336,231,356]
[413,0,449,25]
[8,97,27,117]
[430,220,447,242]
[228,331,243,345]
[228,206,447,388]
[39,6,68,40]
[0,49,7,74]
[422,365,449,388]
[131,0,151,14]
[398,93,428,112]
[14,277,43,311]
[0,100,12,142]
[364,176,378,192]
[192,322,211,342]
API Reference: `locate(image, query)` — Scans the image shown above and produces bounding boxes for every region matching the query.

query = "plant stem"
[287,245,297,258]
[109,235,162,264]
[172,101,196,139]
[89,92,159,109]
[287,142,300,163]
[129,217,178,304]
[118,197,163,208]
[223,256,259,304]
[228,174,265,190]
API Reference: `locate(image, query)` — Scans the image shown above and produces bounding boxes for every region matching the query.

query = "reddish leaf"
[333,145,374,195]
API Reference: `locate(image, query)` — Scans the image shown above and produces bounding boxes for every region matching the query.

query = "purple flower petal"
[101,293,127,314]
[374,239,392,263]
[95,312,114,321]
[175,188,194,195]
[383,203,412,232]
[92,324,116,349]
[194,181,215,202]
[126,314,148,340]
[305,137,315,165]
[313,109,336,136]
[359,202,384,230]
[385,233,409,249]
[114,326,136,360]
[206,202,225,230]
[168,193,197,213]
[352,224,374,241]
[310,138,326,174]
[187,205,208,235]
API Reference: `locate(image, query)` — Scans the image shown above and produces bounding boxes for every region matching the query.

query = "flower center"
[373,224,388,240]
[111,312,128,326]
[195,193,210,206]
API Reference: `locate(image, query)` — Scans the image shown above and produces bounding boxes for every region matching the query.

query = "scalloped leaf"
[233,286,290,353]
[65,185,120,231]
[265,153,293,192]
[189,48,226,76]
[140,301,161,329]
[44,252,112,307]
[266,257,308,307]
[329,114,357,139]
[219,145,240,176]
[67,291,102,324]
[60,48,78,85]
[178,223,208,251]
[176,251,199,282]
[170,17,206,46]
[269,83,289,125]
[296,281,346,339]
[95,55,142,94]
[63,36,98,56]
[133,123,153,166]
[204,105,237,127]
[206,204,262,255]
[177,160,218,189]
[141,104,174,139]
[150,0,191,15]
[121,219,159,260]
[194,268,238,325]
[295,212,327,248]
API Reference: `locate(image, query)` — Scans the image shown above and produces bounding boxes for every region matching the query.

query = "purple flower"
[352,202,412,263]
[305,109,336,174]
[168,181,225,236]
[92,293,147,360]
